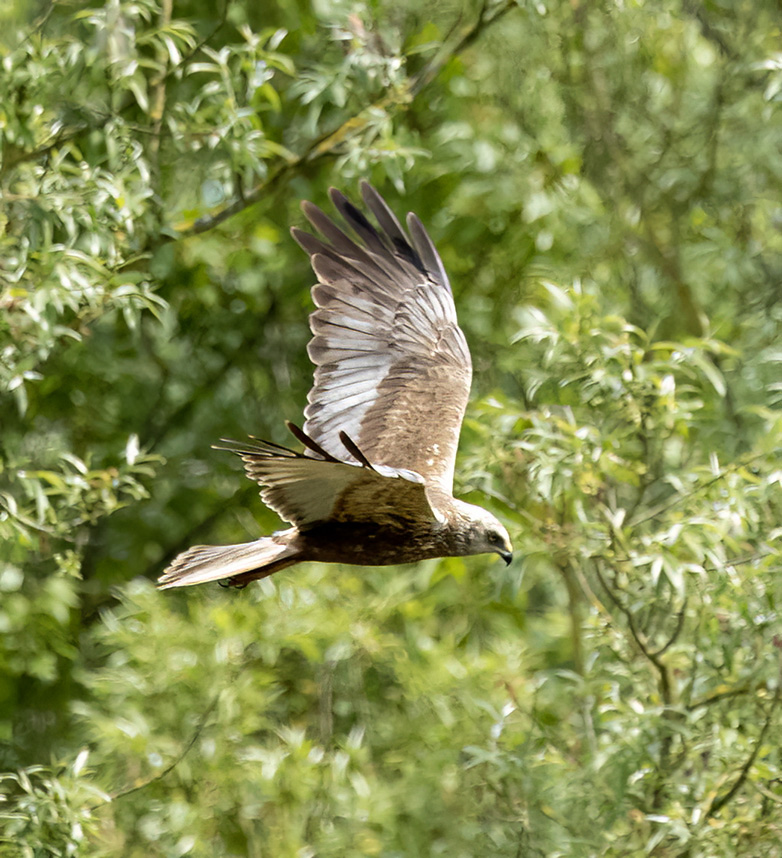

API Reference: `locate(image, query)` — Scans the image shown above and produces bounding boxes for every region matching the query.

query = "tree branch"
[627,451,770,527]
[148,0,174,179]
[687,683,751,712]
[595,560,672,703]
[90,687,221,810]
[707,658,782,817]
[648,598,687,659]
[171,0,519,239]
[409,0,516,97]
[557,559,584,676]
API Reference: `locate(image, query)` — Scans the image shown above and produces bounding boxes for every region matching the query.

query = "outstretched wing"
[218,424,441,529]
[291,182,472,494]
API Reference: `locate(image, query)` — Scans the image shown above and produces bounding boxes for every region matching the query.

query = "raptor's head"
[452,500,513,565]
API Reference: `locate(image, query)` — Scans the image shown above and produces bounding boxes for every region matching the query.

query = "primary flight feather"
[158,183,512,590]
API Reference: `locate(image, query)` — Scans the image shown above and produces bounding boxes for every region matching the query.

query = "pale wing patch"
[219,437,439,528]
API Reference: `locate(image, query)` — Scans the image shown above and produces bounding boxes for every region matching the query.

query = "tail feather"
[157,536,299,589]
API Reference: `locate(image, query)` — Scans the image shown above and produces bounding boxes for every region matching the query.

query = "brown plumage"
[157,183,512,590]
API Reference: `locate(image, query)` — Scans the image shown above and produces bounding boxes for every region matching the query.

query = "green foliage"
[0,753,107,858]
[2,0,782,855]
[466,283,782,853]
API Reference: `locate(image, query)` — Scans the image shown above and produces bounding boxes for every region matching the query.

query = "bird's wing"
[291,182,472,494]
[218,424,441,529]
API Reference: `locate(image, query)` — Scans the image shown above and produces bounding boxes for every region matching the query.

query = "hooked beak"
[498,549,513,566]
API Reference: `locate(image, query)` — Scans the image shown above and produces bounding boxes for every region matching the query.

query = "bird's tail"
[157,536,299,590]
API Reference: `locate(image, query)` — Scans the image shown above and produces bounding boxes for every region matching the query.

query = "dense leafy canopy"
[2,0,782,855]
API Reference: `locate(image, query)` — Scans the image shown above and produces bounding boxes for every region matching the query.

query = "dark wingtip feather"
[360,182,409,247]
[328,186,346,207]
[290,226,311,250]
[406,212,451,291]
[212,437,297,458]
[329,187,392,259]
[287,421,340,461]
[338,431,373,468]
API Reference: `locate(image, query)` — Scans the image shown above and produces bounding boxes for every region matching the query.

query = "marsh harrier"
[158,184,512,589]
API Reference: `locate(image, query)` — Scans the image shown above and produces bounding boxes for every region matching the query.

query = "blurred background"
[2,0,782,854]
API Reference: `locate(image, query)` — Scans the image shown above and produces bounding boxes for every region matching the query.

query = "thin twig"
[14,0,61,45]
[648,598,687,659]
[557,559,584,675]
[90,689,221,810]
[707,657,782,817]
[597,563,672,703]
[687,684,751,712]
[752,781,782,806]
[409,0,515,96]
[628,451,769,527]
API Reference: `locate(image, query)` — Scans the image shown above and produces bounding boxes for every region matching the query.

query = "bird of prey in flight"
[158,183,512,589]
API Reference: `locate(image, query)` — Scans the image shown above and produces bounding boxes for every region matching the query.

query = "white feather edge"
[157,539,293,589]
